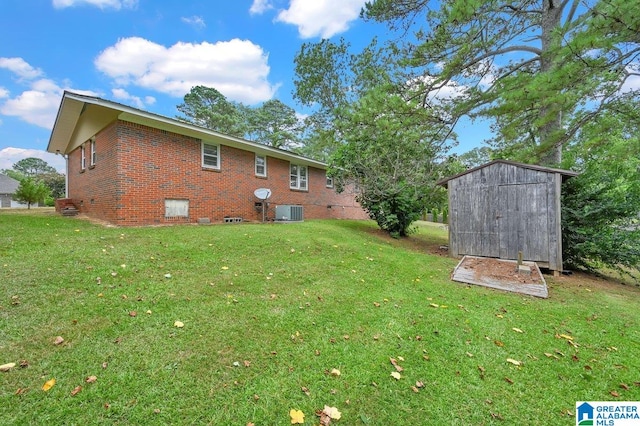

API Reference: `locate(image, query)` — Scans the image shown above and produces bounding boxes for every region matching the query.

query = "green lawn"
[1,209,639,425]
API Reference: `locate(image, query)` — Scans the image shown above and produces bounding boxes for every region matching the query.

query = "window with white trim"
[326,175,333,188]
[80,144,86,170]
[255,154,266,177]
[202,142,220,169]
[165,199,189,218]
[290,164,308,190]
[90,138,96,166]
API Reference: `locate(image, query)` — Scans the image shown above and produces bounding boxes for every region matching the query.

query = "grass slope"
[1,210,639,425]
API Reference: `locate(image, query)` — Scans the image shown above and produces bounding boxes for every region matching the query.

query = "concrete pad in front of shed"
[451,255,548,298]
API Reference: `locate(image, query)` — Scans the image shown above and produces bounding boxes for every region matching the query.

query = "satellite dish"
[254,188,272,200]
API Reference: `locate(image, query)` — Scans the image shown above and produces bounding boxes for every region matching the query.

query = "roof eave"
[47,91,328,169]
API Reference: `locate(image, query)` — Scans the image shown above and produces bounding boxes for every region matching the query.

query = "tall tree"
[294,38,394,158]
[12,157,57,177]
[13,178,50,209]
[294,37,454,237]
[7,158,65,200]
[457,146,493,168]
[561,109,640,277]
[176,86,248,137]
[246,100,300,150]
[362,0,640,165]
[330,85,453,237]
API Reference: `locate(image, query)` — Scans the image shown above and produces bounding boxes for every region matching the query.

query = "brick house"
[47,91,368,226]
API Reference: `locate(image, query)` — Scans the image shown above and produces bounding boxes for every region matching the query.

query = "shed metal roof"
[437,159,579,188]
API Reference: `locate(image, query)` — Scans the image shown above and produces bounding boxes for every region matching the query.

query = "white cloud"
[94,37,278,104]
[52,0,138,10]
[276,0,366,39]
[409,75,468,101]
[111,88,156,109]
[0,81,63,128]
[250,0,273,15]
[0,57,43,80]
[181,15,206,29]
[0,147,67,173]
[622,64,640,93]
[0,57,100,129]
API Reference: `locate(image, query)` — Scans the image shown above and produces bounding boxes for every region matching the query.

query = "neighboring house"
[0,174,20,208]
[437,160,578,273]
[47,91,368,226]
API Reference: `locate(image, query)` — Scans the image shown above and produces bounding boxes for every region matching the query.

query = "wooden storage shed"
[437,160,578,273]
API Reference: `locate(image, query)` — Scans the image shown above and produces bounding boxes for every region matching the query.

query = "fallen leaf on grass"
[391,371,402,380]
[290,409,305,424]
[610,390,620,397]
[53,336,64,345]
[330,368,341,377]
[0,362,16,372]
[512,328,524,333]
[42,378,56,391]
[86,376,97,383]
[174,321,184,328]
[620,383,630,390]
[243,360,251,367]
[494,340,504,347]
[301,386,311,396]
[129,311,137,317]
[429,303,440,308]
[70,386,82,396]
[411,386,419,393]
[556,333,573,340]
[323,405,342,420]
[390,358,404,372]
[505,377,514,384]
[506,358,522,366]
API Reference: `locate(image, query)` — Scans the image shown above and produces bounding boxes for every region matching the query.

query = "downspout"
[55,150,69,198]
[64,154,68,198]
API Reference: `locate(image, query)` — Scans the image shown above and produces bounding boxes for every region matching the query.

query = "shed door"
[498,183,549,262]
[453,185,499,258]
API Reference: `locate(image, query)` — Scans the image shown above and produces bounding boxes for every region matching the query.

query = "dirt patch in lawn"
[461,256,544,285]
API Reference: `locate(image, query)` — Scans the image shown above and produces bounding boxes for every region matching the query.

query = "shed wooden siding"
[446,162,565,271]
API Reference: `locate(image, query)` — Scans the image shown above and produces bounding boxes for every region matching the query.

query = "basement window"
[165,199,189,218]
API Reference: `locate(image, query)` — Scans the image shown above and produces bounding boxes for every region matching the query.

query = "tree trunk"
[538,0,564,166]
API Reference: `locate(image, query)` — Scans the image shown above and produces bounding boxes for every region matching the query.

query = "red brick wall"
[66,120,368,226]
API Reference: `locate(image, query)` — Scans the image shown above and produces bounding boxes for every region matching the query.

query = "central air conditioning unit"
[275,205,304,222]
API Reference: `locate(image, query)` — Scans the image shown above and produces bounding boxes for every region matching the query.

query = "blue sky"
[0,0,487,173]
